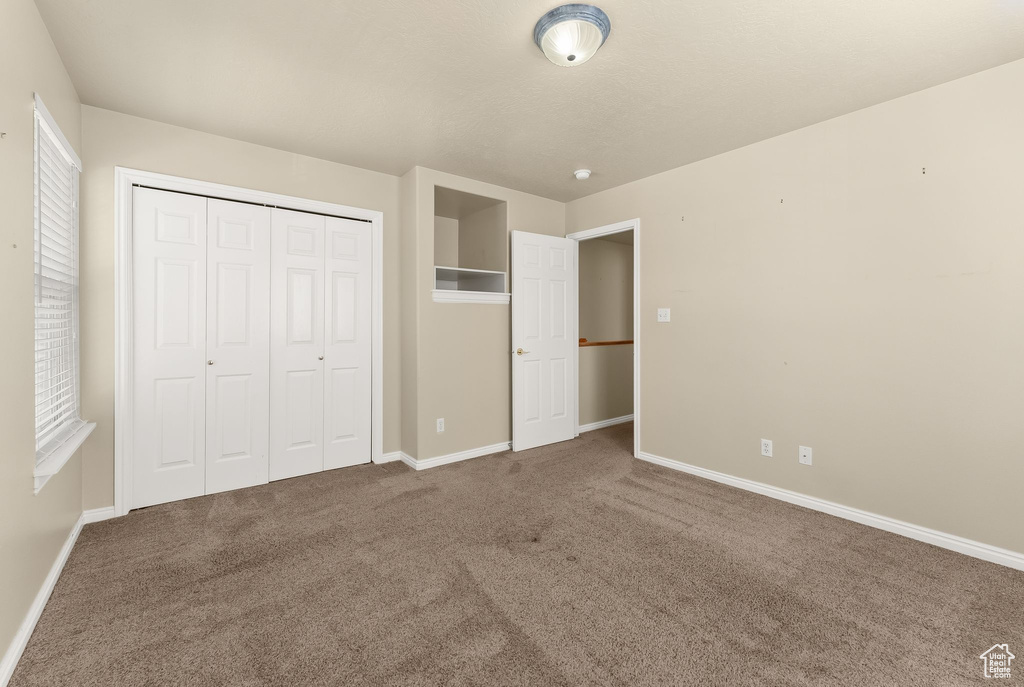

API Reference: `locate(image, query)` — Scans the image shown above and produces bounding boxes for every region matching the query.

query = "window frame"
[32,94,93,494]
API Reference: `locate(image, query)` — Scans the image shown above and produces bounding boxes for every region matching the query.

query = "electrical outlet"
[761,439,773,457]
[657,308,671,323]
[436,418,445,433]
[799,446,812,465]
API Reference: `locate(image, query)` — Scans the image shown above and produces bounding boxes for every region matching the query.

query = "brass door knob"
[516,348,530,356]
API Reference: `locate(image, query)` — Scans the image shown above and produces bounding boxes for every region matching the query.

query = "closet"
[131,187,371,509]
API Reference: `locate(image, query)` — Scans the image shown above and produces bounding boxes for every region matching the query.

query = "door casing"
[565,219,641,459]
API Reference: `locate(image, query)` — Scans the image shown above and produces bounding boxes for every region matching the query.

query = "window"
[33,94,92,492]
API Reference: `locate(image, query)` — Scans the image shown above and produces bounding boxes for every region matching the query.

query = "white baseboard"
[375,451,404,464]
[82,507,116,524]
[579,414,634,434]
[400,442,511,471]
[637,452,1024,572]
[0,513,84,687]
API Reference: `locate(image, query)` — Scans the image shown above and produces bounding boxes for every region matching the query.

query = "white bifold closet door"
[269,209,325,480]
[269,210,372,481]
[133,188,209,508]
[322,216,372,470]
[133,188,371,509]
[205,199,271,494]
[133,188,270,508]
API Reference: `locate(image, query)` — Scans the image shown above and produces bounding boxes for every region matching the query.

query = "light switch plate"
[657,308,671,323]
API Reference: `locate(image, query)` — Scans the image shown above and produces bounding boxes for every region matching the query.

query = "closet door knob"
[318,355,324,361]
[207,360,215,365]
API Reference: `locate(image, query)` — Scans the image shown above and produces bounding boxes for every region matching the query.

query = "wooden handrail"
[578,338,634,347]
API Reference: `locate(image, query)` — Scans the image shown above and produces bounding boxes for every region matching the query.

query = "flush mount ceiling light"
[534,4,611,67]
[574,169,592,180]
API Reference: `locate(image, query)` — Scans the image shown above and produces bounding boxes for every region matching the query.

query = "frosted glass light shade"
[534,5,611,67]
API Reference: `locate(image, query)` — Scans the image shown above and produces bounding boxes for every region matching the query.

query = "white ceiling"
[36,0,1024,201]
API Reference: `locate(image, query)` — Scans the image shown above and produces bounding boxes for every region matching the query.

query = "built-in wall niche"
[433,186,509,304]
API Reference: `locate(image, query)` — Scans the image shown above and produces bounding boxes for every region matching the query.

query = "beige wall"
[459,202,508,273]
[433,216,459,267]
[567,58,1024,554]
[579,237,634,425]
[79,106,403,509]
[580,346,634,426]
[579,238,633,341]
[407,167,564,459]
[0,0,83,660]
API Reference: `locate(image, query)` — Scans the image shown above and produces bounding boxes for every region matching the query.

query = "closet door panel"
[284,369,318,446]
[205,199,271,494]
[323,217,372,469]
[132,187,208,508]
[270,209,325,480]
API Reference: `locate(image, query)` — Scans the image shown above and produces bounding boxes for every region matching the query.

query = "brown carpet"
[11,423,1023,686]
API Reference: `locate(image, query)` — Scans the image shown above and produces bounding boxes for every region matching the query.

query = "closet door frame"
[113,168,384,516]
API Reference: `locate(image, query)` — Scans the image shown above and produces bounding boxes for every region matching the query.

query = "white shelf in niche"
[432,266,509,304]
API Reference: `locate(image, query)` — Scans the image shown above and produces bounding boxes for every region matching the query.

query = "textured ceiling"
[36,0,1024,201]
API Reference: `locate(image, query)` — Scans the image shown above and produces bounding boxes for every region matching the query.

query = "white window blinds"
[34,95,83,463]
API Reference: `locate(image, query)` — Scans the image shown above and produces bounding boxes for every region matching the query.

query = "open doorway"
[568,220,640,458]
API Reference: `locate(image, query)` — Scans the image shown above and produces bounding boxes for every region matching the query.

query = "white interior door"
[132,187,208,508]
[511,231,577,451]
[270,208,325,480]
[205,199,271,494]
[323,217,372,469]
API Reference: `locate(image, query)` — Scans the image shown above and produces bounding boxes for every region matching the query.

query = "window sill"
[34,422,95,494]
[431,289,510,305]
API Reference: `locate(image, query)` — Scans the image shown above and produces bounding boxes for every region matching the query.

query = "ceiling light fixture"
[574,169,591,180]
[534,4,611,67]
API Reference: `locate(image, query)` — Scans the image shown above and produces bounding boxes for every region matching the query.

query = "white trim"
[578,414,634,433]
[371,200,384,471]
[433,265,505,275]
[569,219,641,459]
[114,167,385,516]
[399,442,511,471]
[0,514,84,687]
[637,451,1024,572]
[565,219,637,242]
[82,507,117,524]
[32,93,81,171]
[376,451,404,464]
[33,422,95,494]
[431,289,510,304]
[573,241,580,437]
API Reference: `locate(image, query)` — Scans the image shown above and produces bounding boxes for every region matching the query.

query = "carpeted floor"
[11,423,1023,686]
